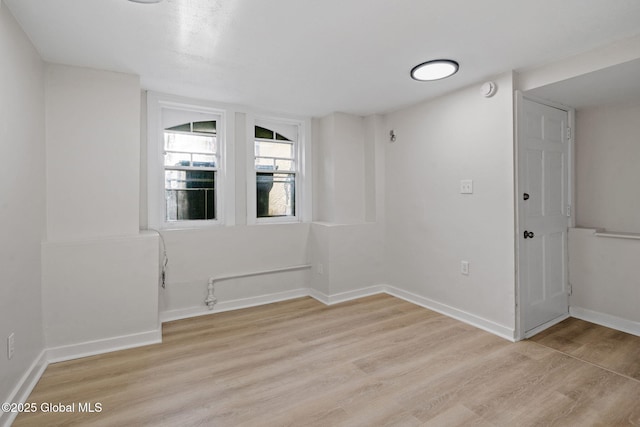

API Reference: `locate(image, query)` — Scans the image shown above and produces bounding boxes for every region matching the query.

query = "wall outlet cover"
[461,261,470,275]
[7,332,15,360]
[460,179,473,194]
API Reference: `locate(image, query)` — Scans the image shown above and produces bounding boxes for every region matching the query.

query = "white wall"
[0,1,46,409]
[45,64,141,241]
[575,100,640,233]
[570,92,640,335]
[308,113,386,299]
[364,115,384,223]
[313,116,335,222]
[42,233,159,349]
[568,228,640,335]
[384,73,516,333]
[42,65,159,354]
[159,224,311,318]
[310,222,385,297]
[313,113,366,224]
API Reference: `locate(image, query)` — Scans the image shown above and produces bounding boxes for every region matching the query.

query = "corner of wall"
[139,90,149,230]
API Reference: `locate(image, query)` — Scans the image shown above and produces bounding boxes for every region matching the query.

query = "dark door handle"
[524,230,535,239]
[523,193,530,201]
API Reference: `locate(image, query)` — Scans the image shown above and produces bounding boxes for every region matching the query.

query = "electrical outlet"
[461,261,470,275]
[7,333,15,360]
[460,179,473,194]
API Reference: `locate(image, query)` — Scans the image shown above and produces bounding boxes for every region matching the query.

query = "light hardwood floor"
[530,317,640,382]
[13,294,640,426]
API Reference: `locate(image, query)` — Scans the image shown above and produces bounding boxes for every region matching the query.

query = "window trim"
[147,92,232,229]
[247,114,308,224]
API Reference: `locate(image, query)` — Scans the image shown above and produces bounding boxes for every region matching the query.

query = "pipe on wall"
[205,264,312,309]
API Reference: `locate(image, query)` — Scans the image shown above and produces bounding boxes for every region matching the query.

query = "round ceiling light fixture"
[410,59,459,81]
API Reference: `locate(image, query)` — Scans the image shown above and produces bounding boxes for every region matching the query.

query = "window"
[147,92,227,228]
[253,120,299,220]
[164,119,218,221]
[148,93,309,228]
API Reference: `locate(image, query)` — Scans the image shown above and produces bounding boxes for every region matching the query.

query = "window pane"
[255,140,293,159]
[255,158,276,170]
[192,120,216,134]
[165,170,215,220]
[256,173,295,217]
[166,123,191,132]
[274,158,294,171]
[255,157,294,171]
[165,132,216,154]
[275,132,290,141]
[164,152,191,167]
[255,126,274,139]
[192,154,216,168]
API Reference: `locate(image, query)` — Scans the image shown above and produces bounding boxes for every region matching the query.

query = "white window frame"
[247,114,309,224]
[147,92,233,229]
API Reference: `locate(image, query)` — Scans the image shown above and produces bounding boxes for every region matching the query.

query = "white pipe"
[204,278,217,310]
[205,264,312,310]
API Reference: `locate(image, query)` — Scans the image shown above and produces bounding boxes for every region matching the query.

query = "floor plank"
[530,317,640,381]
[13,295,640,426]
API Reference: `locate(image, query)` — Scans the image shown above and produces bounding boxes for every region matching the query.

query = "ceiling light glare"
[411,60,459,81]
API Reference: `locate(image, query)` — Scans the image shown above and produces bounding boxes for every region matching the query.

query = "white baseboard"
[162,284,516,341]
[383,285,516,341]
[160,288,312,323]
[308,285,386,305]
[161,286,387,321]
[570,306,640,337]
[0,350,48,427]
[46,329,162,363]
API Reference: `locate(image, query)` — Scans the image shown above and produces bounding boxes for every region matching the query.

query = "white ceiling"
[5,0,640,117]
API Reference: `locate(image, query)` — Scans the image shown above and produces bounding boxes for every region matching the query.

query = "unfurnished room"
[1,0,640,426]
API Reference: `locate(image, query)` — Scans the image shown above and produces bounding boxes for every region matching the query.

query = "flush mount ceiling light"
[410,59,459,81]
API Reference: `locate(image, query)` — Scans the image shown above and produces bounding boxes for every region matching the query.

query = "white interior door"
[518,97,570,336]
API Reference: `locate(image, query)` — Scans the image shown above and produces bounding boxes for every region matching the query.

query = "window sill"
[159,220,224,231]
[253,217,301,225]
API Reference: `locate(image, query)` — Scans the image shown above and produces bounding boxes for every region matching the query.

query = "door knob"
[523,193,530,201]
[524,230,535,239]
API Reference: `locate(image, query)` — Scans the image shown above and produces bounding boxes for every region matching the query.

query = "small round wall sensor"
[481,81,497,97]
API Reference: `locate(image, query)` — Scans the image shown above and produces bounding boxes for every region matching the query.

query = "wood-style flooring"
[530,317,640,382]
[14,294,640,426]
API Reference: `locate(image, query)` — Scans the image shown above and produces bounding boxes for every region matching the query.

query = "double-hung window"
[253,119,300,221]
[149,99,224,227]
[149,93,309,228]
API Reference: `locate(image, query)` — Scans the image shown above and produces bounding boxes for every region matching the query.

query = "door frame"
[514,91,576,341]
